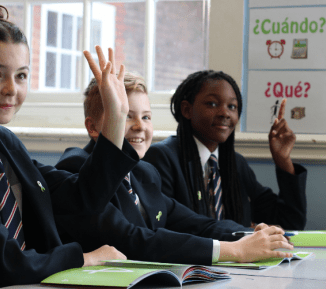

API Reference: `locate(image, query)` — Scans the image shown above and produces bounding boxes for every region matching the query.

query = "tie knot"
[209,154,218,168]
[124,174,130,184]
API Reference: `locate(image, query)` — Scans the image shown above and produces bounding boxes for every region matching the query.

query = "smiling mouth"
[128,138,144,144]
[0,104,13,110]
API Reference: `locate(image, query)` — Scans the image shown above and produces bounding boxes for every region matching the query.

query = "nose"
[217,104,230,118]
[1,77,17,97]
[131,117,145,131]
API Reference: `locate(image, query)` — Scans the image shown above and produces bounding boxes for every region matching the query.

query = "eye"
[143,115,151,120]
[126,114,132,119]
[229,104,238,111]
[207,101,217,107]
[16,73,28,80]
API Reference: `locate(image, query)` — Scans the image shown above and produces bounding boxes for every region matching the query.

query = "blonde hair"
[84,71,147,121]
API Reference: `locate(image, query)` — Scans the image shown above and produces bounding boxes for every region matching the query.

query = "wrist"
[219,241,242,262]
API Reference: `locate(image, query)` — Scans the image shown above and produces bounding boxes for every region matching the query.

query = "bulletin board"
[243,0,326,133]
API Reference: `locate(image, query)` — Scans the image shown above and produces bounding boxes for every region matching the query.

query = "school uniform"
[143,135,307,230]
[0,127,138,287]
[55,139,249,266]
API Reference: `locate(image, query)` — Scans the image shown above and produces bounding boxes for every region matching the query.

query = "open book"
[41,260,230,288]
[289,231,326,248]
[212,252,312,270]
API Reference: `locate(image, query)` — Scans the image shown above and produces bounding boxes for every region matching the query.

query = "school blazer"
[143,136,307,230]
[55,139,249,266]
[0,127,138,287]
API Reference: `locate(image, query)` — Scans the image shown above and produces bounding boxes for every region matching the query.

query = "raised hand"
[84,46,128,149]
[269,99,296,174]
[83,245,127,266]
[219,225,293,263]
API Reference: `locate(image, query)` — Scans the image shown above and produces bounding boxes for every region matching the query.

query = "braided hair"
[170,70,243,224]
[0,5,28,46]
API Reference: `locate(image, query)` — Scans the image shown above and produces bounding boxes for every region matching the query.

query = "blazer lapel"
[0,138,58,251]
[131,171,166,230]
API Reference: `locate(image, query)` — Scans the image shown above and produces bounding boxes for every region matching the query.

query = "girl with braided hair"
[144,70,307,230]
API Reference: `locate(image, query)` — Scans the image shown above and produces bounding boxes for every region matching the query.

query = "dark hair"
[170,70,243,224]
[0,5,28,46]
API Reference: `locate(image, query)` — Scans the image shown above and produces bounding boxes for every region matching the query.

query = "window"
[2,0,209,130]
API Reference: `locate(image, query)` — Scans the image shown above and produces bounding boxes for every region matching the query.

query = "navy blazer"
[55,140,249,266]
[143,136,307,230]
[0,127,138,287]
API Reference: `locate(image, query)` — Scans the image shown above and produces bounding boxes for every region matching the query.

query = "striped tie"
[207,154,223,220]
[0,159,25,251]
[123,173,139,207]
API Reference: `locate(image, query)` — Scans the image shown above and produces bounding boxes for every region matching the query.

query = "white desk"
[4,248,326,289]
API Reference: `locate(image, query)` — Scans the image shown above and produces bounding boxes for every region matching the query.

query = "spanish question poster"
[244,0,326,133]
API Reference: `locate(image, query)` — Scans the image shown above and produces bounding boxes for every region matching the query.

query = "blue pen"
[232,231,298,237]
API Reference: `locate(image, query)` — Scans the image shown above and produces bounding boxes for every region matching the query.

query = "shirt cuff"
[212,239,221,263]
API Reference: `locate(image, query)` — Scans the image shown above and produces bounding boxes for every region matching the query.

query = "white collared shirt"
[193,136,221,263]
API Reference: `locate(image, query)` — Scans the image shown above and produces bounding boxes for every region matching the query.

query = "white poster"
[245,1,326,133]
[246,71,326,133]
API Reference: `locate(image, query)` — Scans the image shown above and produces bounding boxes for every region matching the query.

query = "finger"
[270,240,294,251]
[263,225,285,236]
[254,223,268,232]
[102,62,113,83]
[96,46,107,71]
[117,64,125,81]
[270,250,293,259]
[269,234,289,243]
[108,48,116,75]
[277,99,287,120]
[271,119,287,136]
[84,50,102,81]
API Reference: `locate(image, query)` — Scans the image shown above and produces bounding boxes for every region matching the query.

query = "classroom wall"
[31,151,325,230]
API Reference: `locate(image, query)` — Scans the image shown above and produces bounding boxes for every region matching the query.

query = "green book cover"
[41,260,230,288]
[212,252,312,270]
[289,231,326,248]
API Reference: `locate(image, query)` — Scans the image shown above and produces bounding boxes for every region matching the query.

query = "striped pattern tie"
[207,154,223,220]
[123,173,139,207]
[0,159,25,251]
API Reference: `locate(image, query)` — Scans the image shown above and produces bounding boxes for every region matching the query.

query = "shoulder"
[0,127,28,153]
[55,146,90,173]
[133,160,162,182]
[145,135,179,158]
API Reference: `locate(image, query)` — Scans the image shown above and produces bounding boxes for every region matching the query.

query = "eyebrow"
[0,64,30,71]
[129,110,152,114]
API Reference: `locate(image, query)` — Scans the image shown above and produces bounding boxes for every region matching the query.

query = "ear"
[85,116,100,141]
[180,100,193,120]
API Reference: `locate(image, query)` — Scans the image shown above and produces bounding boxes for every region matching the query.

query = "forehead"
[128,91,151,110]
[0,42,29,68]
[196,78,237,101]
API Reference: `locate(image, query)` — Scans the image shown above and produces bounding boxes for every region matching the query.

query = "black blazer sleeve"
[0,226,84,287]
[236,153,307,230]
[48,134,139,216]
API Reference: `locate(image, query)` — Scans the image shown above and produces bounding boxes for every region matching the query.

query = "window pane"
[30,3,83,92]
[154,0,208,91]
[61,54,71,89]
[3,4,24,31]
[46,52,56,87]
[62,14,73,49]
[47,11,58,47]
[90,19,102,54]
[91,1,146,78]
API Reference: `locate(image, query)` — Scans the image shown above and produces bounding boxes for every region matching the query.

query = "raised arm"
[84,46,128,150]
